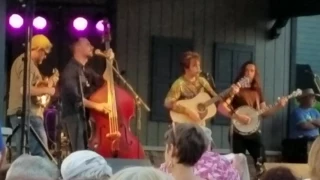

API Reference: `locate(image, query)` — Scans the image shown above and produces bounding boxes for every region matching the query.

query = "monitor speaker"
[105,159,152,173]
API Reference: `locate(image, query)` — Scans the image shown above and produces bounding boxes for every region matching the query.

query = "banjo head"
[233,106,261,135]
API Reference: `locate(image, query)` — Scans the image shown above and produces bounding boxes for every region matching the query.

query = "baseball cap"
[31,34,52,53]
[61,150,112,180]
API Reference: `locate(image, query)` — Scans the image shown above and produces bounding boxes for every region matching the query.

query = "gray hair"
[61,150,112,180]
[6,155,59,180]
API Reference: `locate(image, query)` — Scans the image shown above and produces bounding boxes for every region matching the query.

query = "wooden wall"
[115,0,291,151]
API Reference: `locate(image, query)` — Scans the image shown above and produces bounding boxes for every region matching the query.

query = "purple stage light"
[73,17,88,31]
[33,16,47,30]
[95,20,111,32]
[9,14,24,29]
[95,20,104,32]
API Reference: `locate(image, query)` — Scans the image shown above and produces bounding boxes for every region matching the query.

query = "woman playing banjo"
[218,61,288,176]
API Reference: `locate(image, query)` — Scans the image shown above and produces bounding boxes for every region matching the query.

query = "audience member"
[289,89,320,139]
[260,167,297,180]
[110,166,170,180]
[308,136,320,180]
[0,126,6,168]
[5,154,59,180]
[160,126,241,180]
[159,123,207,180]
[61,150,112,180]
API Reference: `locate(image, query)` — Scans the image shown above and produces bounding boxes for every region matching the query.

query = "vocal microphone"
[199,71,216,90]
[94,49,109,58]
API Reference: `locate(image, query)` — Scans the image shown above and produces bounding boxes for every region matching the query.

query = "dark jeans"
[9,115,48,160]
[62,114,86,152]
[230,131,266,165]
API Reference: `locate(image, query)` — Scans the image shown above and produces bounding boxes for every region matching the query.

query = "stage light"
[95,20,111,32]
[33,16,47,30]
[73,17,88,31]
[9,14,24,29]
[95,20,104,32]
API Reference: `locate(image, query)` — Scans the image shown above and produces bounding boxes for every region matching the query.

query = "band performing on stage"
[6,19,305,178]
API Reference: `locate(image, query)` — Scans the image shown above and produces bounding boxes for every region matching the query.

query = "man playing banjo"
[218,61,288,176]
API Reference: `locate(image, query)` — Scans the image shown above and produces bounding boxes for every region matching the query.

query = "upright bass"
[88,20,145,159]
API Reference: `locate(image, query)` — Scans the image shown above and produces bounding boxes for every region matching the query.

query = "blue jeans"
[9,115,48,160]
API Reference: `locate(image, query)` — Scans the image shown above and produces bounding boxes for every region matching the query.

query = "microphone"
[200,71,216,90]
[94,49,108,58]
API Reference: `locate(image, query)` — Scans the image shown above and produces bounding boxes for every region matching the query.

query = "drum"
[44,107,57,149]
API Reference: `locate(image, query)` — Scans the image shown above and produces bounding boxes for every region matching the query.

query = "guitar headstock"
[288,88,302,99]
[237,77,251,88]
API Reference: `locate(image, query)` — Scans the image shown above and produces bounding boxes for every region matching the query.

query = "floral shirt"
[159,151,240,180]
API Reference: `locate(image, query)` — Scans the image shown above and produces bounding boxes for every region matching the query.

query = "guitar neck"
[203,87,231,107]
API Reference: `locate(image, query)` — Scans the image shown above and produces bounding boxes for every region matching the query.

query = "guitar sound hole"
[197,103,206,112]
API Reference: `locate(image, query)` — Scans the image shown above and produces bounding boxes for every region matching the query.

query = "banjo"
[170,77,250,125]
[232,89,302,135]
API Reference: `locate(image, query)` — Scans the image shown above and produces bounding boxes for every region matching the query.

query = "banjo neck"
[257,92,299,115]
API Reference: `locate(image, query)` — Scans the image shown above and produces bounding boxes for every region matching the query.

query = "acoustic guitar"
[232,89,302,135]
[32,68,59,108]
[170,77,250,125]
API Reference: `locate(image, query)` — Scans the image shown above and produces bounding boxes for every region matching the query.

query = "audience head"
[5,154,59,180]
[61,150,112,180]
[261,167,297,180]
[164,123,207,168]
[110,166,170,180]
[308,136,320,180]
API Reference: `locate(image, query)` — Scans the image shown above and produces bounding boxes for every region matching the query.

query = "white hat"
[61,150,112,180]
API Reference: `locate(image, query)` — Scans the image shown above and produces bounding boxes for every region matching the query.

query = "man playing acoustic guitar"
[164,51,238,126]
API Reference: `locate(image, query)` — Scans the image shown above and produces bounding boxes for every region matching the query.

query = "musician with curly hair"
[218,61,288,176]
[164,51,239,126]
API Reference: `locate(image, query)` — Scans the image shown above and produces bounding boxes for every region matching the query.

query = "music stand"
[6,0,56,163]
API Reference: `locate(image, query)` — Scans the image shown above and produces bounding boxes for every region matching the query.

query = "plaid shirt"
[159,151,240,180]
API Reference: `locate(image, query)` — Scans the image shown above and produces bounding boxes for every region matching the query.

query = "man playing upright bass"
[60,37,114,152]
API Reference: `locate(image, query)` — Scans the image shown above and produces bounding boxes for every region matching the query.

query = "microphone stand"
[78,75,88,150]
[110,63,150,113]
[100,20,150,132]
[54,96,63,168]
[20,0,35,156]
